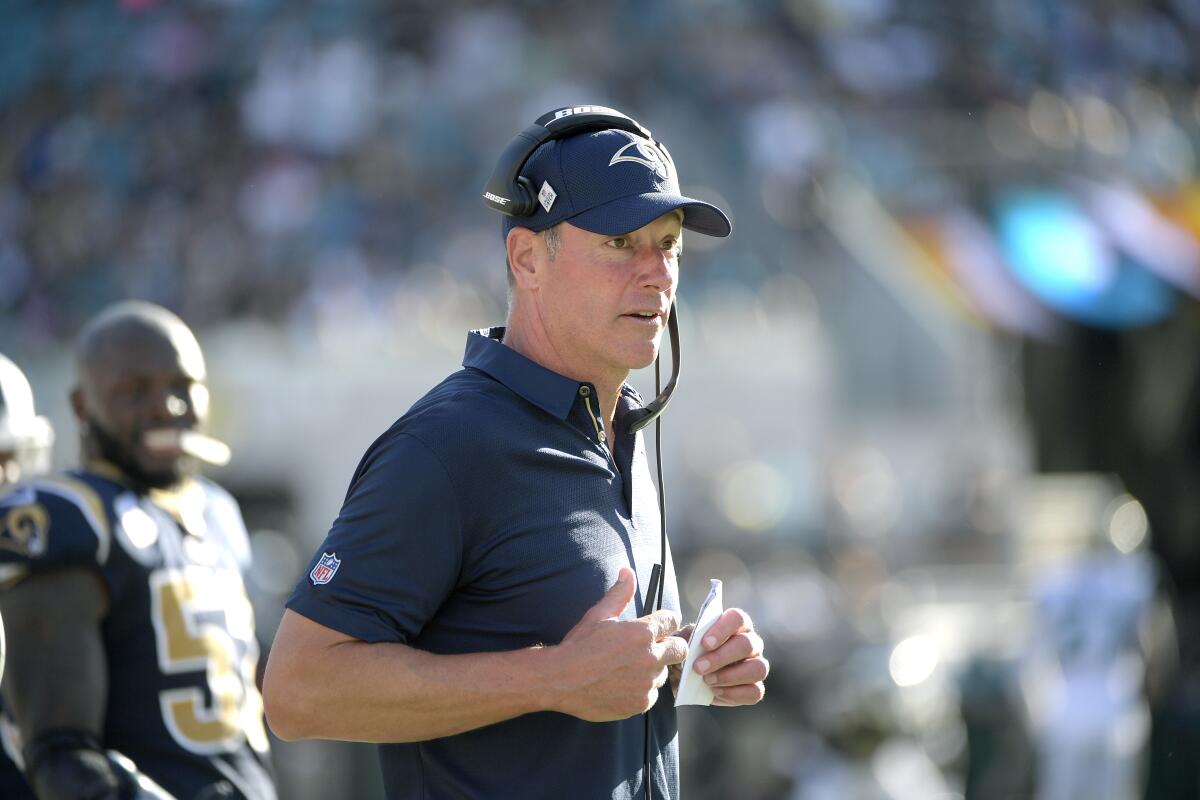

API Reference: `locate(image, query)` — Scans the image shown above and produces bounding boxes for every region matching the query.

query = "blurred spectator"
[1021,511,1161,800]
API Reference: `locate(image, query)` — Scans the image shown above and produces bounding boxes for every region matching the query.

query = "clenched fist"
[546,567,689,721]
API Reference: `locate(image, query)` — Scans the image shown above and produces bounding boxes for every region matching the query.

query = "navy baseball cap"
[502,129,732,239]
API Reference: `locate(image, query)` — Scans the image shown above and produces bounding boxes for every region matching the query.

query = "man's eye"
[608,237,630,249]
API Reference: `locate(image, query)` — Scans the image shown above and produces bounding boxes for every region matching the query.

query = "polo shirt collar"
[463,327,582,420]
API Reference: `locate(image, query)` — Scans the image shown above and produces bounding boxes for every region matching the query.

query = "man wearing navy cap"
[265,107,768,799]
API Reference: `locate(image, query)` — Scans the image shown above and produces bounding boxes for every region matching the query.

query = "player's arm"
[0,565,125,798]
[0,488,174,800]
[263,567,687,743]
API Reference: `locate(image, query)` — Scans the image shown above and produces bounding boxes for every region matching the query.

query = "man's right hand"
[547,567,688,722]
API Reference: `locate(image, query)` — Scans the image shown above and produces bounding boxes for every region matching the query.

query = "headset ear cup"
[484,107,651,218]
[513,176,538,217]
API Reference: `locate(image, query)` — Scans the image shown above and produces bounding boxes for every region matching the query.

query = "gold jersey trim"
[23,476,112,565]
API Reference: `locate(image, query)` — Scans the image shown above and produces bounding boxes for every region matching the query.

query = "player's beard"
[86,416,187,490]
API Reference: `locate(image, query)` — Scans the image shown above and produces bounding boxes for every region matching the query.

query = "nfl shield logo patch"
[310,552,341,585]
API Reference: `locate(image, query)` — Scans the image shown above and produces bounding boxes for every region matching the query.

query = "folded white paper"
[675,578,723,707]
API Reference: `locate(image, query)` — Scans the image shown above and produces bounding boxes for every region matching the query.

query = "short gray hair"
[542,225,562,260]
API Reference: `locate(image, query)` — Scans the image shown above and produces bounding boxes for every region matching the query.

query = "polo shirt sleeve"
[286,430,463,644]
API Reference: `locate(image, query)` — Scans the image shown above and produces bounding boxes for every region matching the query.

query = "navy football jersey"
[0,464,274,800]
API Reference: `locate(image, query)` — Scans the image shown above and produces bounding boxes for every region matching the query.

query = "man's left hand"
[670,609,768,706]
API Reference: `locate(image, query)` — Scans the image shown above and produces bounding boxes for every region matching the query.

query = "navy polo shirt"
[288,327,681,800]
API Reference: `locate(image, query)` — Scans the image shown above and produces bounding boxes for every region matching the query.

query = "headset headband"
[482,105,671,218]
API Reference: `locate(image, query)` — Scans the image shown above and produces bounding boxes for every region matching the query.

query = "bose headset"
[483,105,678,799]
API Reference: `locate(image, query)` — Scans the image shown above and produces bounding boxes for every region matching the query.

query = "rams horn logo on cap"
[608,131,671,181]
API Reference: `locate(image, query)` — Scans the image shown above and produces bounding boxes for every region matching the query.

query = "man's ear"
[70,385,87,424]
[506,227,541,291]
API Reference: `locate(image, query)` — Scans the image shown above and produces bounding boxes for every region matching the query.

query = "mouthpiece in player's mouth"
[143,429,232,466]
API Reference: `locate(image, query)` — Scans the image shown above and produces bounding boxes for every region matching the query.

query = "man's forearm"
[262,611,558,743]
[264,574,689,742]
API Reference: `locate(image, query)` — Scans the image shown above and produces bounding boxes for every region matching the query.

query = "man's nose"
[637,246,676,292]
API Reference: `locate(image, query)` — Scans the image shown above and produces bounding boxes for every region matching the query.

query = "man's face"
[536,211,683,384]
[79,329,209,488]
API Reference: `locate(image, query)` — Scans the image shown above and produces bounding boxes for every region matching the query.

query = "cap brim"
[568,192,732,238]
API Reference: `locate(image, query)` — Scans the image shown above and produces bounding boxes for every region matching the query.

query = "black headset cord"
[643,356,668,800]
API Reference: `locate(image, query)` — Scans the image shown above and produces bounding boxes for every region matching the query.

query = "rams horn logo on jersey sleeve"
[1,501,50,557]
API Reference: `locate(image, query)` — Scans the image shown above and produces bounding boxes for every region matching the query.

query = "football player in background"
[0,353,52,800]
[0,302,276,800]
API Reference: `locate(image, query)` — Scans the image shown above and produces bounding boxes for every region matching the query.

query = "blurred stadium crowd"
[4,0,1200,798]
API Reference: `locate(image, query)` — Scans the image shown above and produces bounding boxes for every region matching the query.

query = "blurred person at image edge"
[0,352,54,800]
